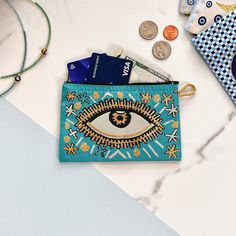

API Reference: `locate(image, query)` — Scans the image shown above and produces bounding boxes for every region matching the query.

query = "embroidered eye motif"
[198,16,207,25]
[206,1,212,8]
[187,0,194,5]
[214,14,223,23]
[75,99,164,149]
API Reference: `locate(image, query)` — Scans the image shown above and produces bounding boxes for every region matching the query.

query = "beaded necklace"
[0,0,51,96]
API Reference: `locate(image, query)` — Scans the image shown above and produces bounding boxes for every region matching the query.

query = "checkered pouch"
[192,11,236,105]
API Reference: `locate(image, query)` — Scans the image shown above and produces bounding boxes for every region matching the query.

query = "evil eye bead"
[15,74,21,82]
[206,1,212,8]
[198,16,207,26]
[214,14,223,23]
[187,0,194,5]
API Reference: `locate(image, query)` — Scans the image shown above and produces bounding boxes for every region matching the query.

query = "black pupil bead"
[109,111,132,128]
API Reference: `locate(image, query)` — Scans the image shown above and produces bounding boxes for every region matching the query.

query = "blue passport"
[86,53,133,85]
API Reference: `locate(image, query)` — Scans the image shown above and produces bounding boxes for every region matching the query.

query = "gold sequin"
[66,92,77,101]
[64,136,70,143]
[65,122,70,129]
[75,102,82,110]
[153,94,161,103]
[117,92,123,99]
[77,123,83,129]
[141,92,151,104]
[134,149,140,157]
[93,92,100,100]
[80,142,90,152]
[171,121,178,129]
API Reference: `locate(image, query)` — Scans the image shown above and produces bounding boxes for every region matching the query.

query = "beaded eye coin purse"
[59,82,183,162]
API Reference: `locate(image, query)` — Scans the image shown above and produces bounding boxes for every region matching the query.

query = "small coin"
[152,41,171,60]
[163,25,179,41]
[139,20,158,40]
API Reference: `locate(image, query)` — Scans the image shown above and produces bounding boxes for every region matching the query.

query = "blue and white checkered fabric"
[192,11,236,105]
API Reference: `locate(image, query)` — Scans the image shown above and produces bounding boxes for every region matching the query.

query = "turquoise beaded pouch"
[59,82,182,162]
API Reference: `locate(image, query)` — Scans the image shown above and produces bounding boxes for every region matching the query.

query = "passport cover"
[192,11,236,105]
[185,0,236,34]
[179,0,196,15]
[59,82,181,162]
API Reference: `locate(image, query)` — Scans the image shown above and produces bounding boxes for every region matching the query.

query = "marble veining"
[196,111,236,163]
[136,110,236,213]
[0,33,12,45]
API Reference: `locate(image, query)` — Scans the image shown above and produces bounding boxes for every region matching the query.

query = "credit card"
[67,57,90,83]
[86,53,133,85]
[109,45,172,83]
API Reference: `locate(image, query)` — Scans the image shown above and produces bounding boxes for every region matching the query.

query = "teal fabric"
[59,82,181,162]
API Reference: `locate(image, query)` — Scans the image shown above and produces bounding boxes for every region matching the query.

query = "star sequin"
[95,145,107,158]
[162,93,173,106]
[65,104,76,117]
[66,92,77,101]
[165,129,178,142]
[165,144,179,158]
[78,92,90,104]
[140,92,151,104]
[64,143,78,155]
[68,128,78,139]
[166,104,178,117]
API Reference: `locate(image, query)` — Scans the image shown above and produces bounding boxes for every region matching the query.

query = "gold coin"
[64,136,70,143]
[117,92,123,99]
[65,122,70,129]
[171,121,178,128]
[134,149,140,157]
[93,92,100,100]
[80,142,90,152]
[74,102,82,110]
[153,94,161,102]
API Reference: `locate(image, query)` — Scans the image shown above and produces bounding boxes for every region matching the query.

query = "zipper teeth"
[66,81,179,86]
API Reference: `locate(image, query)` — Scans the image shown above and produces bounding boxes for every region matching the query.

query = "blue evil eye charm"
[206,1,212,8]
[231,54,236,80]
[187,0,194,5]
[214,14,223,23]
[198,16,207,25]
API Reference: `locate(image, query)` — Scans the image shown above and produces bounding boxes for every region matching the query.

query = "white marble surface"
[1,0,236,235]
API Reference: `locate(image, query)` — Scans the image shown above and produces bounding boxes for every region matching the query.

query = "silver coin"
[152,41,171,60]
[139,21,158,40]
